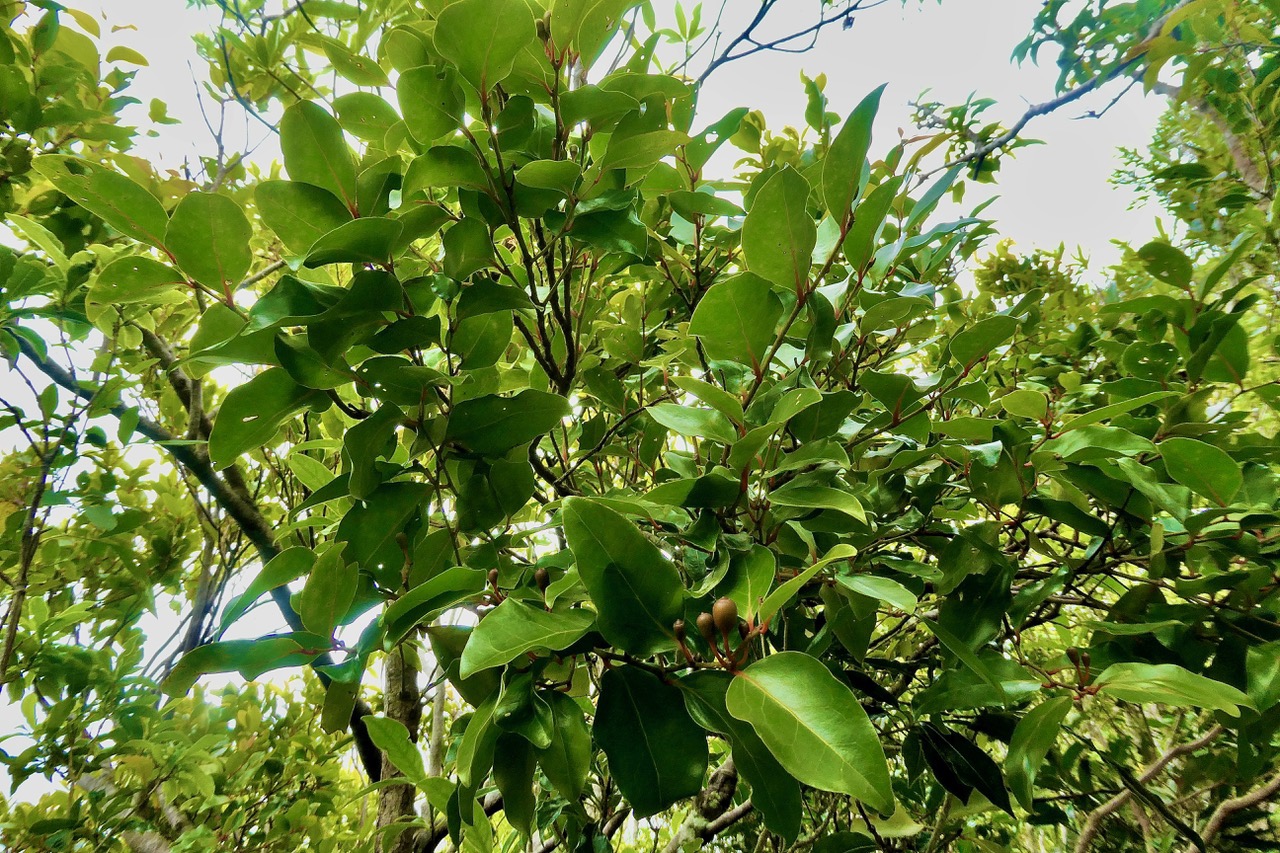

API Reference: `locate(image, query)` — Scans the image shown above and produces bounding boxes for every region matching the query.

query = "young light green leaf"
[1093,662,1254,716]
[434,0,535,92]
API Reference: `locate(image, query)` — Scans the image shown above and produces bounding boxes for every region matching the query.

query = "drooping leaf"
[445,391,570,456]
[208,368,323,469]
[256,180,354,254]
[594,665,707,818]
[1005,696,1071,810]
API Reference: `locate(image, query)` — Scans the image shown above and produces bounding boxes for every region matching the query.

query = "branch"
[663,760,752,852]
[1074,725,1224,852]
[923,0,1199,180]
[12,335,383,782]
[1184,768,1280,853]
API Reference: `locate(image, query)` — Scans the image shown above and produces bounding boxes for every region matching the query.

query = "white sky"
[1,0,1169,804]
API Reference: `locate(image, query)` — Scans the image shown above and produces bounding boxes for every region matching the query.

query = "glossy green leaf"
[208,368,323,469]
[727,652,893,812]
[398,65,465,144]
[332,92,399,141]
[255,180,353,254]
[434,0,536,91]
[89,256,184,304]
[680,670,802,841]
[757,544,855,624]
[687,272,783,369]
[822,85,884,218]
[459,598,594,677]
[1005,696,1071,810]
[537,691,592,802]
[33,155,169,248]
[1093,662,1254,716]
[304,217,404,267]
[562,497,684,656]
[297,547,357,637]
[383,567,487,645]
[446,390,569,456]
[364,716,429,786]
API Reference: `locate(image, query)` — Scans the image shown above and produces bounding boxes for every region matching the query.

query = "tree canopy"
[1,1,1280,851]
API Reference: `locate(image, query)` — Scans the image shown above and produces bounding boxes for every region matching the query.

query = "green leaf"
[297,547,357,637]
[89,256,185,305]
[456,696,500,787]
[647,403,737,445]
[304,217,404,267]
[834,573,916,613]
[719,545,776,620]
[600,129,689,171]
[281,101,358,210]
[562,497,684,656]
[672,376,744,425]
[757,544,855,625]
[727,652,893,812]
[687,272,783,369]
[446,391,569,456]
[459,598,594,677]
[841,177,900,273]
[322,39,389,86]
[165,192,253,290]
[679,670,802,841]
[442,218,494,280]
[162,635,324,696]
[1158,437,1243,505]
[208,368,323,469]
[383,567,487,645]
[922,619,1008,703]
[1057,391,1177,433]
[332,92,399,142]
[1005,696,1071,810]
[364,716,428,787]
[536,691,592,802]
[1093,662,1254,717]
[434,0,536,92]
[769,485,866,523]
[516,160,582,197]
[822,85,884,219]
[594,665,708,818]
[219,547,314,633]
[1137,241,1192,288]
[492,733,536,836]
[1001,388,1048,420]
[33,156,169,248]
[255,180,353,254]
[949,315,1018,367]
[743,168,816,292]
[398,65,465,144]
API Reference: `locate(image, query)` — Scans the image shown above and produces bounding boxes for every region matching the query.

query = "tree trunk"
[376,643,424,853]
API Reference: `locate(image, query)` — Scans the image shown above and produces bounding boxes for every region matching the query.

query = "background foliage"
[1,1,1279,851]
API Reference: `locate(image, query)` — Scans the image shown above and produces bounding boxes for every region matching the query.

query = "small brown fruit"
[534,567,550,592]
[712,597,739,637]
[696,612,716,644]
[487,568,500,587]
[673,619,687,643]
